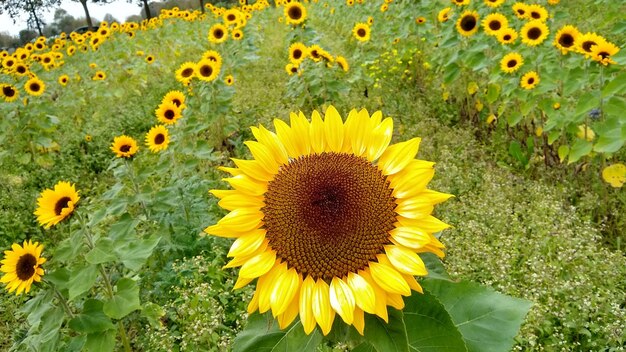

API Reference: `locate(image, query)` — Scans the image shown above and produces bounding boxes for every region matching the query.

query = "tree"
[130,0,153,20]
[72,0,112,31]
[0,0,61,36]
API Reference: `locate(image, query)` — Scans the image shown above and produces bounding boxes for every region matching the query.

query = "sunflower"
[520,20,549,46]
[110,135,139,158]
[208,24,228,44]
[500,52,523,73]
[336,56,349,72]
[1,84,19,102]
[196,59,220,82]
[416,17,426,25]
[24,77,45,96]
[58,74,70,86]
[175,62,196,85]
[308,45,323,62]
[162,90,186,108]
[482,13,508,36]
[438,7,452,22]
[352,23,371,42]
[520,71,540,90]
[576,32,606,57]
[146,55,155,64]
[484,0,505,8]
[225,75,235,86]
[526,4,548,21]
[456,11,480,37]
[512,2,528,19]
[232,29,244,40]
[285,63,300,75]
[367,16,374,25]
[156,101,183,125]
[202,50,223,68]
[0,240,46,295]
[205,106,450,336]
[289,42,308,65]
[380,3,388,12]
[34,181,80,229]
[497,28,518,44]
[284,2,307,25]
[223,9,240,25]
[553,25,580,54]
[2,57,16,70]
[591,41,619,66]
[145,125,170,153]
[13,62,29,76]
[67,46,76,56]
[452,0,470,6]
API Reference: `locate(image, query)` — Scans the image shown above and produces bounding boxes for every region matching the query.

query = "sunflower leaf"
[362,308,409,352]
[103,278,141,320]
[84,330,116,352]
[232,313,322,352]
[114,235,160,271]
[68,299,115,333]
[68,264,99,301]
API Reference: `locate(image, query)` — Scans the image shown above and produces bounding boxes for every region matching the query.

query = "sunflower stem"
[52,284,74,318]
[124,159,150,218]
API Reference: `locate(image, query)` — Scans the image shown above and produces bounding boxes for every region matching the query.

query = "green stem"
[124,159,150,218]
[52,283,74,318]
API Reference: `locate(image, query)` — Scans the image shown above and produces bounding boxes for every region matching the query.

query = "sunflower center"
[263,152,397,281]
[214,29,224,39]
[288,6,303,20]
[507,60,517,68]
[17,66,26,74]
[517,9,525,15]
[293,49,302,59]
[16,254,37,281]
[530,11,540,19]
[165,109,175,120]
[227,14,236,21]
[154,133,165,144]
[503,34,512,41]
[172,98,182,106]
[30,83,41,92]
[489,21,501,30]
[54,196,72,215]
[460,16,477,31]
[598,51,610,59]
[3,86,15,97]
[357,28,366,37]
[528,77,535,84]
[582,41,596,52]
[527,27,542,40]
[558,34,574,47]
[199,64,213,77]
[182,68,194,77]
[120,144,131,153]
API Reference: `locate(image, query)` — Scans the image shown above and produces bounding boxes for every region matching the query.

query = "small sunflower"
[1,84,19,102]
[110,135,139,158]
[553,25,580,54]
[223,9,240,25]
[58,74,70,86]
[482,13,508,36]
[512,2,528,19]
[202,50,223,68]
[0,240,46,295]
[13,62,29,76]
[205,106,450,336]
[576,32,606,57]
[34,181,80,229]
[284,2,307,25]
[196,59,220,82]
[526,4,548,21]
[225,75,235,86]
[208,24,228,44]
[591,41,619,66]
[416,17,426,25]
[520,20,549,46]
[353,23,371,42]
[156,101,183,125]
[146,55,155,64]
[24,77,45,96]
[289,42,308,65]
[438,7,452,22]
[520,71,540,90]
[92,71,106,81]
[308,45,323,62]
[232,29,244,40]
[380,3,388,12]
[500,52,524,73]
[175,62,196,85]
[456,11,480,37]
[285,63,300,76]
[367,16,374,25]
[484,0,505,8]
[336,56,349,72]
[162,90,186,108]
[145,125,170,153]
[452,0,470,6]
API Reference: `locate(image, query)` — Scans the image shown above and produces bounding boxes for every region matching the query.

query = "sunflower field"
[1,0,625,351]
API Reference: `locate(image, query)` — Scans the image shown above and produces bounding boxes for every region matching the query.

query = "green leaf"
[69,264,98,301]
[486,83,500,104]
[568,139,593,164]
[558,145,569,163]
[420,253,450,281]
[46,268,70,291]
[108,213,139,241]
[594,129,625,153]
[233,313,323,352]
[69,299,115,333]
[362,308,409,352]
[506,111,522,126]
[103,278,141,320]
[85,238,117,265]
[602,72,626,97]
[574,92,599,117]
[509,141,528,167]
[114,235,160,271]
[84,330,116,352]
[141,302,165,329]
[422,279,532,352]
[404,291,468,352]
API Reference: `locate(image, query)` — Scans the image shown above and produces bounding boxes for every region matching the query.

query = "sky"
[0,0,143,36]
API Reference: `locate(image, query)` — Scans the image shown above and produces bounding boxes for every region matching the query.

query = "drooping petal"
[238,250,276,279]
[277,292,301,329]
[329,277,356,324]
[258,262,286,313]
[233,276,253,290]
[394,197,435,219]
[346,272,376,314]
[299,276,317,335]
[389,226,431,249]
[384,245,428,276]
[397,215,451,233]
[369,261,411,296]
[312,279,335,336]
[270,268,301,316]
[359,270,388,322]
[378,138,421,175]
[227,230,267,257]
[353,307,365,335]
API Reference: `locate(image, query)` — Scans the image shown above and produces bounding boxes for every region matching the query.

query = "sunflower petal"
[312,279,335,336]
[310,110,325,154]
[346,272,376,314]
[324,105,344,152]
[329,277,355,324]
[378,138,421,175]
[227,230,267,258]
[270,268,301,316]
[238,250,276,279]
[366,117,393,162]
[245,141,280,175]
[299,276,317,335]
[353,307,365,335]
[369,261,411,296]
[384,245,428,276]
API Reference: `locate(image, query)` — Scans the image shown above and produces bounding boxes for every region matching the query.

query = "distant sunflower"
[353,23,371,42]
[145,125,170,153]
[497,28,518,44]
[367,16,374,25]
[24,77,45,96]
[1,84,19,102]
[196,59,220,82]
[156,101,183,125]
[452,0,470,6]
[520,71,540,90]
[380,3,388,12]
[92,71,106,80]
[500,52,524,73]
[484,0,505,8]
[520,20,549,46]
[223,9,240,25]
[416,17,426,25]
[14,62,29,76]
[336,56,349,72]
[34,181,80,229]
[232,29,244,40]
[591,41,619,66]
[225,75,235,85]
[482,13,508,36]
[0,240,46,295]
[284,2,307,25]
[285,63,299,75]
[175,62,196,85]
[308,45,323,62]
[456,11,479,37]
[205,106,450,336]
[208,24,228,44]
[202,50,223,68]
[58,74,70,86]
[512,2,528,19]
[576,32,606,57]
[553,25,580,54]
[146,55,155,64]
[289,42,308,65]
[526,4,548,21]
[438,7,452,22]
[2,57,16,70]
[162,90,186,108]
[67,46,76,56]
[110,135,139,158]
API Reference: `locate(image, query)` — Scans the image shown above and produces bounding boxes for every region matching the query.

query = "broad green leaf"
[69,299,115,333]
[233,313,323,352]
[69,264,98,301]
[352,342,376,352]
[85,238,117,265]
[362,308,409,352]
[602,72,626,97]
[558,145,569,163]
[404,291,468,352]
[45,268,70,291]
[108,213,139,241]
[84,330,116,352]
[115,235,160,271]
[54,229,86,263]
[568,139,593,164]
[574,92,599,117]
[509,141,528,167]
[422,279,532,352]
[420,253,450,281]
[141,302,166,329]
[506,111,522,126]
[486,83,500,104]
[103,278,142,320]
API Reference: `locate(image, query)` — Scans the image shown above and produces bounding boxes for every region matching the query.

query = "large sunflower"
[591,41,619,66]
[520,71,540,90]
[576,32,606,57]
[288,42,308,65]
[34,181,80,229]
[284,2,307,25]
[0,240,46,295]
[110,135,139,158]
[512,2,528,19]
[205,106,450,335]
[175,62,196,85]
[145,125,170,153]
[208,24,228,44]
[500,52,524,73]
[520,20,549,46]
[202,50,223,68]
[196,59,220,82]
[553,25,580,54]
[1,84,19,102]
[24,77,45,96]
[456,11,480,37]
[482,13,508,36]
[156,101,183,125]
[352,23,371,42]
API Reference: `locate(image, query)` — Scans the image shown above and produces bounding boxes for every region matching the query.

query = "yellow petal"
[366,117,393,162]
[402,273,423,293]
[223,241,268,268]
[247,289,259,313]
[218,166,242,176]
[270,268,301,316]
[394,197,434,219]
[239,250,276,278]
[384,245,428,276]
[274,119,301,158]
[398,215,451,233]
[224,175,267,196]
[312,279,335,336]
[349,109,373,157]
[378,138,421,175]
[291,112,312,156]
[419,189,454,204]
[310,110,325,154]
[251,125,289,165]
[227,230,267,257]
[341,109,359,153]
[324,105,344,152]
[416,243,446,258]
[231,159,274,182]
[209,189,236,199]
[359,270,388,322]
[329,277,355,324]
[245,141,280,175]
[218,193,264,211]
[216,208,263,232]
[233,276,253,290]
[386,292,405,310]
[346,272,376,314]
[277,292,300,329]
[353,307,365,335]
[369,261,411,296]
[389,226,431,249]
[258,263,286,313]
[369,110,382,125]
[299,276,317,335]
